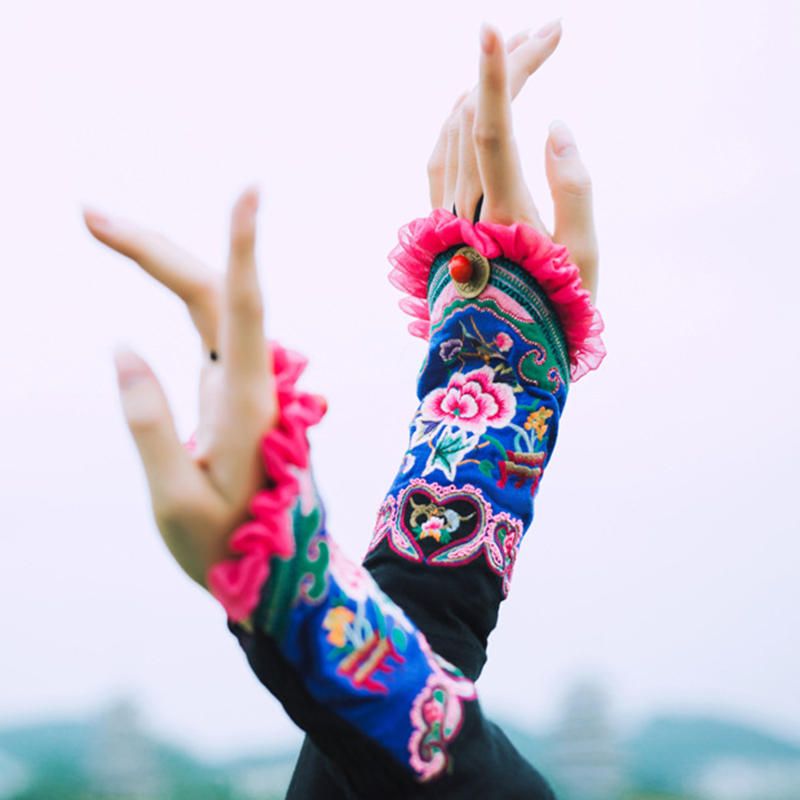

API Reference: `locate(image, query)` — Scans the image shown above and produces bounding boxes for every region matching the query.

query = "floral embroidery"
[418,515,445,542]
[409,365,516,480]
[523,406,553,441]
[494,331,513,352]
[408,639,477,781]
[392,481,484,563]
[409,495,476,545]
[421,366,515,435]
[439,338,463,362]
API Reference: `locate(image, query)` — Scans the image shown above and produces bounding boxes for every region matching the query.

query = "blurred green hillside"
[2,689,800,799]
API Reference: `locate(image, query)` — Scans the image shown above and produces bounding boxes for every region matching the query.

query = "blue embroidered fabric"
[226,242,569,799]
[363,247,569,680]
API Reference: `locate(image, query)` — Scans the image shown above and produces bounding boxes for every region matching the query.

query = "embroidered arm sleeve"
[208,210,604,799]
[206,342,525,797]
[363,208,606,680]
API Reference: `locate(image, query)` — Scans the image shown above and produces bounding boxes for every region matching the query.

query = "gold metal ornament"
[449,246,491,299]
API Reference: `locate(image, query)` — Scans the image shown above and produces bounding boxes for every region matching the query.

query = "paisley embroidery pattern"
[368,495,397,554]
[408,638,477,781]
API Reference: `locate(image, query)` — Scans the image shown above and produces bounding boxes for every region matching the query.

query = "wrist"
[206,341,327,623]
[389,207,605,383]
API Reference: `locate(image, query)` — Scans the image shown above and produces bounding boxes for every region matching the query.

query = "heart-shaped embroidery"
[397,482,485,563]
[368,479,524,595]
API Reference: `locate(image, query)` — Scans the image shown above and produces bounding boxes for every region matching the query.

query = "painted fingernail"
[549,120,577,157]
[536,18,562,38]
[480,23,495,54]
[83,206,112,232]
[240,185,259,214]
[113,345,149,389]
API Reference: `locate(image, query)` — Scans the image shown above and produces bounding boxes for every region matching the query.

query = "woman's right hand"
[83,188,279,588]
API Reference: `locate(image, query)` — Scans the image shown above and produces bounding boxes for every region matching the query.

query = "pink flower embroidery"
[420,366,515,435]
[494,332,513,352]
[423,698,444,724]
[419,516,445,542]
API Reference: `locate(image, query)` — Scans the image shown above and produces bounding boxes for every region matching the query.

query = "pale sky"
[1,0,798,760]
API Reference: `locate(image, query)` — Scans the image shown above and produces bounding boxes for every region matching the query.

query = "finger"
[428,90,469,209]
[113,346,199,517]
[221,186,271,392]
[545,120,599,300]
[461,22,561,122]
[505,28,531,54]
[506,20,562,99]
[474,24,532,221]
[454,97,482,221]
[442,97,466,213]
[83,209,221,349]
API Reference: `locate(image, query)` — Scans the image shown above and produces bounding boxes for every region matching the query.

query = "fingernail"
[480,23,495,54]
[247,184,260,207]
[84,206,113,232]
[549,120,577,157]
[113,345,149,390]
[241,185,260,215]
[536,18,562,38]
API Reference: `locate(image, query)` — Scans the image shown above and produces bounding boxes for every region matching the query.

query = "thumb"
[113,345,195,514]
[545,119,599,300]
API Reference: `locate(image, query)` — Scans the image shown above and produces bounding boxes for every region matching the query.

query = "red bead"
[448,253,473,283]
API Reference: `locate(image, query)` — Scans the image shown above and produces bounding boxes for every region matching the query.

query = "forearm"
[206,342,482,794]
[364,208,605,679]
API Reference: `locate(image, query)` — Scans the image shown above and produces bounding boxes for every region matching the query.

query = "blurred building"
[83,699,165,798]
[0,750,29,799]
[547,681,626,800]
[693,758,800,800]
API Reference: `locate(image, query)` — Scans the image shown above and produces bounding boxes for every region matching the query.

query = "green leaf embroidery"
[423,430,474,480]
[482,433,508,457]
[478,459,495,477]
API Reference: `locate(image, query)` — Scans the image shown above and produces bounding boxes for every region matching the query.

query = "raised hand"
[83,188,277,587]
[427,20,599,301]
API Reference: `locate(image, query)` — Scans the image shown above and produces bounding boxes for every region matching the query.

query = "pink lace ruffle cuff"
[387,208,606,381]
[204,342,327,622]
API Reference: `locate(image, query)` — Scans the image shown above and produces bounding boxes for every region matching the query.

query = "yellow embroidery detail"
[323,606,355,648]
[523,407,553,441]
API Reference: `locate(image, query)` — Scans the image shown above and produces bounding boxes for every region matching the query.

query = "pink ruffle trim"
[205,342,327,622]
[388,208,606,381]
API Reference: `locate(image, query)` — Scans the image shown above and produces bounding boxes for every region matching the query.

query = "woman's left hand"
[427,20,599,301]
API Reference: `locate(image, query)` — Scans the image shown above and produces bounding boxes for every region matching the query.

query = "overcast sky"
[1,0,797,760]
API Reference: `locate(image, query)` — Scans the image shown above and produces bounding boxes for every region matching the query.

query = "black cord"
[452,195,484,224]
